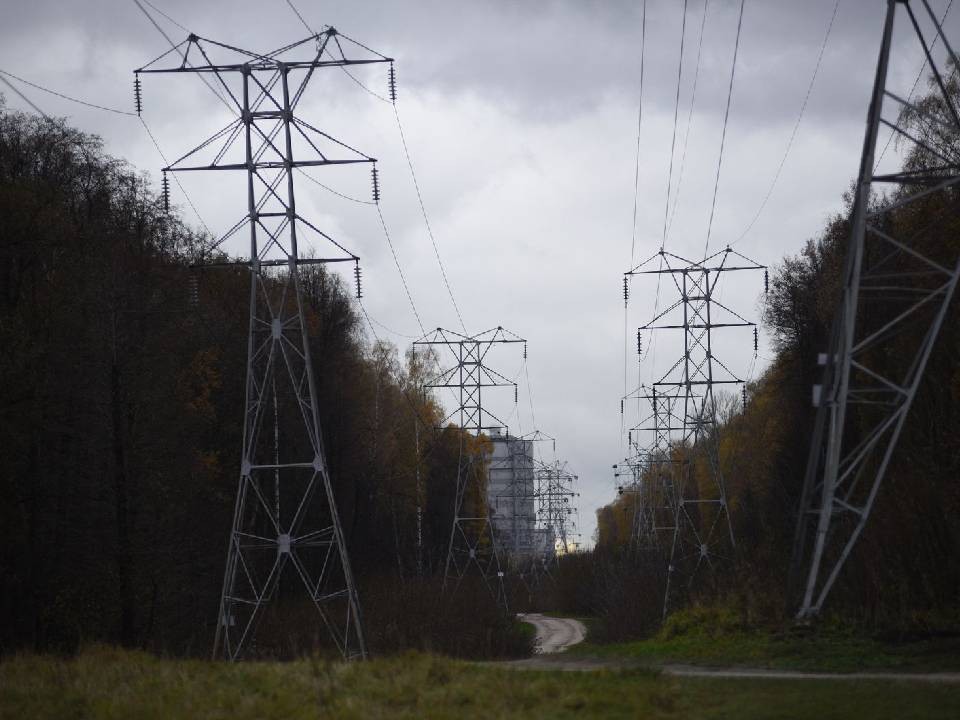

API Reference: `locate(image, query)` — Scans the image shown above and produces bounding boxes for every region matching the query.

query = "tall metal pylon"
[136,28,392,660]
[413,327,525,607]
[502,430,556,592]
[791,0,960,619]
[537,460,580,560]
[627,247,765,614]
[617,386,685,551]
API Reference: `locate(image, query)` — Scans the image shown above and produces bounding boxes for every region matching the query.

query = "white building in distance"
[486,429,552,561]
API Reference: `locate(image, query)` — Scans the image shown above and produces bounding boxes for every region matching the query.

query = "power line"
[704,0,746,258]
[663,0,690,245]
[135,0,372,231]
[140,0,189,32]
[666,0,711,240]
[131,0,234,113]
[278,0,392,103]
[283,0,312,34]
[273,1,432,341]
[276,0,466,337]
[336,60,392,103]
[0,41,211,240]
[363,307,420,340]
[0,69,136,116]
[376,203,426,335]
[393,102,468,333]
[733,0,840,246]
[139,116,212,236]
[0,75,50,119]
[629,0,648,268]
[626,0,648,455]
[297,168,376,204]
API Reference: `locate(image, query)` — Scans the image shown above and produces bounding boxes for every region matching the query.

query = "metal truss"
[792,0,960,619]
[627,247,764,614]
[617,386,685,551]
[493,431,553,560]
[537,460,580,562]
[413,327,525,607]
[136,27,392,661]
[502,431,558,594]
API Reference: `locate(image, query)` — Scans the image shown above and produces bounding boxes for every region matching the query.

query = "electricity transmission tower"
[617,386,684,550]
[537,461,579,560]
[413,327,525,606]
[503,430,556,591]
[627,247,764,613]
[136,28,392,660]
[791,0,960,619]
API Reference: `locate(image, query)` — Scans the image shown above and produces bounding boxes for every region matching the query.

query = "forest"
[585,73,960,641]
[0,99,522,658]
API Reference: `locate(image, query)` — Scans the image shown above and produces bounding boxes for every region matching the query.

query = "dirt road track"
[510,615,960,682]
[504,654,960,683]
[518,613,587,654]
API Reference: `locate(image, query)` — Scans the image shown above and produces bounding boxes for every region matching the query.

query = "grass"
[566,607,960,673]
[2,645,959,719]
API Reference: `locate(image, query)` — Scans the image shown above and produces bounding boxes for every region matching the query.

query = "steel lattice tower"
[537,461,579,561]
[502,431,555,592]
[136,28,392,660]
[791,0,960,619]
[413,327,525,607]
[616,386,684,550]
[627,247,764,614]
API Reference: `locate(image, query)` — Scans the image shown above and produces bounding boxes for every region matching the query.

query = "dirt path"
[518,613,587,654]
[660,665,960,683]
[508,615,960,682]
[504,653,960,683]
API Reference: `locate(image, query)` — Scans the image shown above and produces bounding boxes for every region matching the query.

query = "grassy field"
[566,608,960,673]
[2,646,959,719]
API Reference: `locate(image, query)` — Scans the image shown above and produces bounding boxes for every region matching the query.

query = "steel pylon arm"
[134,24,396,662]
[791,0,960,620]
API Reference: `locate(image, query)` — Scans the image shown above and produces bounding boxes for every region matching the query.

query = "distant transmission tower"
[616,386,683,550]
[627,247,764,613]
[791,0,960,619]
[136,28,392,660]
[414,327,525,607]
[537,460,579,560]
[503,430,555,591]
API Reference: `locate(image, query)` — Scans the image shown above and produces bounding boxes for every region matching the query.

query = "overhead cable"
[733,0,840,246]
[704,0,746,258]
[666,0,711,240]
[663,0,690,245]
[0,69,136,116]
[377,203,426,335]
[139,116,212,235]
[0,75,50,119]
[393,103,468,333]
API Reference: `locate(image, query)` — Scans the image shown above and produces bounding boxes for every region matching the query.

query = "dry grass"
[2,645,960,719]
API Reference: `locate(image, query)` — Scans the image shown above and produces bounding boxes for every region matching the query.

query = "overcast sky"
[3,0,957,545]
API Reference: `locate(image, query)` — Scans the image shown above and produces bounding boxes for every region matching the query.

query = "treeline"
[586,77,960,637]
[0,102,524,658]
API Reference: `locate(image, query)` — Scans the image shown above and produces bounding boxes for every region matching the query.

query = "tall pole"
[414,327,525,608]
[792,0,960,619]
[626,246,765,615]
[136,28,392,660]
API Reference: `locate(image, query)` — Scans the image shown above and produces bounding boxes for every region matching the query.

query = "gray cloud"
[2,0,955,544]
